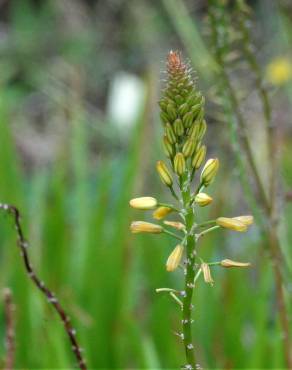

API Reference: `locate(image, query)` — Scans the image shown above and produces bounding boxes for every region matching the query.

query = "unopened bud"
[189,122,200,140]
[129,197,158,210]
[164,220,186,231]
[197,119,207,140]
[200,158,219,186]
[174,118,184,136]
[233,215,254,226]
[130,221,163,234]
[165,123,176,144]
[192,145,206,169]
[178,103,189,116]
[166,244,184,272]
[220,259,251,268]
[182,138,196,158]
[194,193,213,207]
[216,217,247,232]
[174,153,186,176]
[153,206,173,220]
[201,263,214,286]
[160,111,169,124]
[156,161,173,186]
[182,112,194,128]
[163,135,174,158]
[166,103,177,121]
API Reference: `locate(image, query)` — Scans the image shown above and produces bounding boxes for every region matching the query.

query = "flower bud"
[165,123,176,144]
[153,206,173,220]
[174,118,184,136]
[201,263,214,286]
[160,111,169,124]
[197,119,207,140]
[200,158,219,186]
[220,259,251,268]
[194,193,213,207]
[166,103,177,121]
[174,153,186,176]
[216,217,247,232]
[233,215,254,226]
[191,103,201,117]
[178,103,189,116]
[188,122,200,140]
[174,94,184,105]
[164,220,186,231]
[182,111,194,128]
[156,161,173,187]
[129,197,158,210]
[166,244,184,272]
[163,135,174,158]
[130,221,163,234]
[182,138,196,158]
[192,145,206,169]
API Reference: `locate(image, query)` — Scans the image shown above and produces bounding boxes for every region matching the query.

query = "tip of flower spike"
[167,50,186,73]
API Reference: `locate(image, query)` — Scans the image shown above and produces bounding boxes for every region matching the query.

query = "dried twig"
[0,203,87,370]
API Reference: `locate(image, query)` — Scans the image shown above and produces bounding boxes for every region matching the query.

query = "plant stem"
[163,228,183,241]
[181,179,197,369]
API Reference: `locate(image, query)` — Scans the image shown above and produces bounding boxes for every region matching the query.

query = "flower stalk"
[129,51,252,369]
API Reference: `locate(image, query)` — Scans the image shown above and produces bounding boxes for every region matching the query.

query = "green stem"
[163,229,183,241]
[181,179,197,368]
[157,202,180,212]
[195,220,216,229]
[197,225,220,239]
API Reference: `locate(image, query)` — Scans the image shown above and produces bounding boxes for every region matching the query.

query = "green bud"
[159,100,167,111]
[165,123,176,144]
[163,135,174,158]
[160,111,169,124]
[192,145,206,169]
[174,119,184,136]
[189,122,200,140]
[182,112,194,128]
[156,160,173,186]
[182,138,196,158]
[197,119,207,140]
[174,95,184,105]
[186,92,198,106]
[166,103,177,121]
[191,103,201,116]
[196,108,204,122]
[178,103,189,116]
[200,158,219,186]
[174,153,186,176]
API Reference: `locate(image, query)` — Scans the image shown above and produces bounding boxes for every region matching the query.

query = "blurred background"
[0,0,292,368]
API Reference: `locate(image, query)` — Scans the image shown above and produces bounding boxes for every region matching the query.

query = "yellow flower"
[163,220,186,231]
[201,263,214,286]
[266,57,292,85]
[216,217,247,232]
[220,259,251,268]
[156,160,173,186]
[194,193,213,207]
[200,158,219,186]
[166,244,184,272]
[129,197,158,210]
[233,215,254,226]
[130,221,163,234]
[153,206,173,220]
